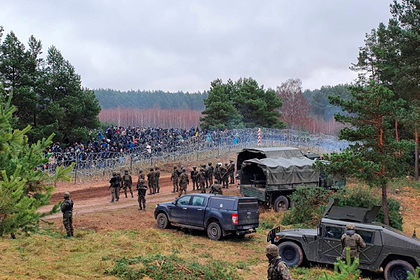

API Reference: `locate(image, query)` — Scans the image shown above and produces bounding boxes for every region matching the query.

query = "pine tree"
[327,82,411,225]
[0,95,59,236]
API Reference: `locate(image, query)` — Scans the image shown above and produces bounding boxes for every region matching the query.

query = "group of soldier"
[109,168,160,210]
[170,160,236,196]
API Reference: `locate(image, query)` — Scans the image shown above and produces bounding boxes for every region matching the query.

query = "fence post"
[74,152,78,184]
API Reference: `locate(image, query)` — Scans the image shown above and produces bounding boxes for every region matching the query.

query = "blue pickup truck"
[154,194,260,240]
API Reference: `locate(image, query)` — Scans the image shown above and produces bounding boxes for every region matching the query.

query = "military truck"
[238,147,343,211]
[267,200,420,280]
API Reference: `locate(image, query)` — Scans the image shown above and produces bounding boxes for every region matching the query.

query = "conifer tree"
[0,95,59,236]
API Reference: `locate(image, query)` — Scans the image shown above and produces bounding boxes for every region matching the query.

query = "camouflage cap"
[346,223,355,230]
[63,192,70,199]
[265,244,279,258]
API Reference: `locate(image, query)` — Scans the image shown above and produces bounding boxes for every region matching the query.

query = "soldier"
[190,166,198,191]
[147,168,155,195]
[155,167,161,193]
[265,244,292,280]
[214,162,222,184]
[122,170,133,198]
[178,168,189,197]
[209,184,222,195]
[136,179,148,211]
[109,172,120,202]
[206,162,214,188]
[341,223,366,262]
[171,166,179,193]
[198,168,206,193]
[228,160,235,184]
[60,192,74,237]
[221,163,229,189]
[138,169,145,181]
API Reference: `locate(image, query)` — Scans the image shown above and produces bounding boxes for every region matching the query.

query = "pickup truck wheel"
[156,213,169,229]
[278,241,303,267]
[384,260,415,280]
[207,222,222,240]
[274,196,289,212]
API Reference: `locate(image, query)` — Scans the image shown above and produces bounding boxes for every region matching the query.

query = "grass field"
[1,178,419,279]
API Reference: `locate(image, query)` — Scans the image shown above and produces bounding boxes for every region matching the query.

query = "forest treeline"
[94,89,208,110]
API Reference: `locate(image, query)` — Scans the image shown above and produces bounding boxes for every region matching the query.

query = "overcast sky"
[1,0,393,92]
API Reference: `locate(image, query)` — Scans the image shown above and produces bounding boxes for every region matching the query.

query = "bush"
[105,253,242,280]
[323,248,361,280]
[282,187,331,227]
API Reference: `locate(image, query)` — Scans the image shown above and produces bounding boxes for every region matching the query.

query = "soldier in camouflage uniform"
[341,223,366,261]
[221,163,229,189]
[178,168,189,197]
[155,167,161,193]
[122,170,133,198]
[206,162,214,188]
[198,167,206,193]
[266,244,292,280]
[136,179,148,210]
[147,168,155,195]
[214,163,221,184]
[60,192,74,237]
[138,169,145,181]
[109,172,120,202]
[228,160,235,184]
[171,166,179,193]
[190,166,198,191]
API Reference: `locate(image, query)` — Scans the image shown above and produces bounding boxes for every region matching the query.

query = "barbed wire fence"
[46,128,349,184]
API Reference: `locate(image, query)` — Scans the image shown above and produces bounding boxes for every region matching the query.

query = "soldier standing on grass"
[341,223,366,262]
[206,162,214,187]
[61,192,74,237]
[136,179,148,211]
[229,160,235,184]
[171,166,179,193]
[178,168,189,197]
[191,166,198,191]
[122,170,133,198]
[109,172,120,202]
[266,244,292,280]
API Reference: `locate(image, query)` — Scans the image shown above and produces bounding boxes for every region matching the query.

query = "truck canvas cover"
[242,157,319,185]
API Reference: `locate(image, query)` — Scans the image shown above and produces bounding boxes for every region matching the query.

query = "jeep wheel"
[156,213,169,229]
[384,260,415,280]
[278,241,303,267]
[207,222,222,240]
[274,196,289,212]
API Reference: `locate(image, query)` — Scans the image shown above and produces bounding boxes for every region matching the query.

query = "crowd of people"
[44,126,345,172]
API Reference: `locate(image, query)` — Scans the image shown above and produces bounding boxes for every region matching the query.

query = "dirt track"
[41,171,240,232]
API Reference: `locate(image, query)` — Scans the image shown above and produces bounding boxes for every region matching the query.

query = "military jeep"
[267,200,420,280]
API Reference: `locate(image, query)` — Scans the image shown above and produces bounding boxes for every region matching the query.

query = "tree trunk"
[381,181,389,226]
[395,120,399,142]
[415,127,419,181]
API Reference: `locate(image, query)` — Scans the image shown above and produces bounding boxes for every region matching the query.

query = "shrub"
[282,187,331,227]
[105,253,242,280]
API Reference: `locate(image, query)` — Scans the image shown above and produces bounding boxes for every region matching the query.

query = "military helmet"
[265,244,279,258]
[225,163,228,166]
[174,166,177,169]
[193,166,197,169]
[150,167,154,171]
[208,162,212,165]
[140,179,146,184]
[139,169,143,173]
[124,170,128,174]
[112,172,117,176]
[63,192,70,199]
[346,223,355,230]
[182,168,186,172]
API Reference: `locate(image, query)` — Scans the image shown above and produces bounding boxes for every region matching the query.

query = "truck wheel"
[384,260,415,280]
[278,241,303,267]
[274,196,289,212]
[156,213,169,229]
[207,222,222,240]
